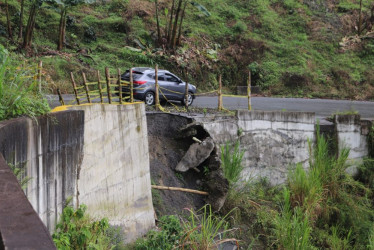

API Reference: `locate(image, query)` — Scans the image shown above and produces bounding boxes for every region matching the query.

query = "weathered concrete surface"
[69,104,154,242]
[194,111,316,185]
[0,154,56,249]
[175,137,215,172]
[0,103,154,243]
[335,115,369,161]
[0,111,84,233]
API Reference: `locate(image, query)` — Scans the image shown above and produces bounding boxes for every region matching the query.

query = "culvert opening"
[146,113,228,216]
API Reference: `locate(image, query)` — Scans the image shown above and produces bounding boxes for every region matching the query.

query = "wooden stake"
[155,64,160,110]
[248,70,252,111]
[97,70,103,103]
[38,61,42,92]
[130,68,134,103]
[57,88,65,105]
[82,72,91,103]
[118,68,122,104]
[105,67,112,104]
[218,74,223,111]
[70,72,80,105]
[151,185,209,195]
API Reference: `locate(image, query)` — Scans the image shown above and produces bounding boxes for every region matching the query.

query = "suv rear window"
[121,70,143,81]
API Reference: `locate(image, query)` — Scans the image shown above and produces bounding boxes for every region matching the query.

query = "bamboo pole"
[57,88,65,105]
[248,70,252,111]
[185,72,189,109]
[130,68,134,103]
[218,74,223,111]
[38,61,42,92]
[151,185,209,195]
[70,72,80,105]
[105,67,112,104]
[97,70,103,103]
[118,68,122,104]
[155,64,160,110]
[82,72,91,103]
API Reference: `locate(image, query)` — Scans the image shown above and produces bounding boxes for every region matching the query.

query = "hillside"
[0,0,373,100]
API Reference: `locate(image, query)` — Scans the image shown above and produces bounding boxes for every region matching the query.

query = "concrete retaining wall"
[195,111,315,185]
[0,103,154,244]
[195,111,371,185]
[70,104,154,241]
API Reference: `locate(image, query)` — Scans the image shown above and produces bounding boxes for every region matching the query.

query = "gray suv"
[120,67,196,106]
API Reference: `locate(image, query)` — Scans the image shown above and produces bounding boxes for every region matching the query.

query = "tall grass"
[273,189,315,250]
[285,125,373,248]
[221,140,244,185]
[181,205,237,249]
[0,45,50,121]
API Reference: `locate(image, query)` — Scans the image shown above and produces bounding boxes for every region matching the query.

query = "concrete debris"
[175,137,215,172]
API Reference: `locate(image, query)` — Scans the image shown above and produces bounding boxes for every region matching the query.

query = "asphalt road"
[49,95,374,119]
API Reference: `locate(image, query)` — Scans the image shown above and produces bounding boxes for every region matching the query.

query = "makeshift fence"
[59,64,253,112]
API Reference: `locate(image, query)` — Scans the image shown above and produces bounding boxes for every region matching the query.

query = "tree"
[23,0,44,49]
[47,0,89,51]
[155,0,210,50]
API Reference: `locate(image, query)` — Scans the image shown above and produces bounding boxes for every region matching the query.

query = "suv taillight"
[134,80,147,85]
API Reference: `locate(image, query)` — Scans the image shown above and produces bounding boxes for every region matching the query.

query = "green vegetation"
[0,45,50,121]
[220,127,374,249]
[220,140,244,185]
[135,205,235,249]
[0,0,373,99]
[52,204,123,249]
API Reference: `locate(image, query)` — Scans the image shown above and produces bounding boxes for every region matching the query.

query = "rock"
[175,137,215,172]
[205,167,229,212]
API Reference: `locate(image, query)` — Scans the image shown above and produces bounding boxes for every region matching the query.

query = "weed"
[52,204,114,249]
[221,140,244,185]
[181,205,237,249]
[8,161,32,190]
[135,215,183,250]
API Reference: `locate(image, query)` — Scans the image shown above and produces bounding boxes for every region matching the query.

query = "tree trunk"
[176,1,187,47]
[358,0,363,36]
[23,4,37,49]
[57,9,66,50]
[155,0,161,44]
[6,0,13,41]
[18,0,24,40]
[167,0,176,43]
[170,0,183,49]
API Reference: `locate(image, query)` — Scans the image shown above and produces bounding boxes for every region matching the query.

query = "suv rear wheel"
[144,92,155,106]
[181,92,194,106]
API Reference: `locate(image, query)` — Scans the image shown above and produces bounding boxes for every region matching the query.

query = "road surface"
[48,95,374,119]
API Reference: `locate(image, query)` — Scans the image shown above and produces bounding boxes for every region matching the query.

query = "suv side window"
[157,74,165,81]
[165,74,179,82]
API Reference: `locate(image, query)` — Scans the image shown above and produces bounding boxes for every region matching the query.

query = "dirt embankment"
[146,113,228,217]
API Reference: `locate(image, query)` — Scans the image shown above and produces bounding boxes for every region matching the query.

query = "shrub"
[52,204,113,249]
[135,215,183,250]
[0,45,50,121]
[232,20,247,33]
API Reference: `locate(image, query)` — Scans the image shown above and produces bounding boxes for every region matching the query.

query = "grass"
[0,45,50,121]
[220,140,244,185]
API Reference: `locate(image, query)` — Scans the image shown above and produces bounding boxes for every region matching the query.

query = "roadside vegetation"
[0,0,373,99]
[52,203,125,249]
[0,45,49,121]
